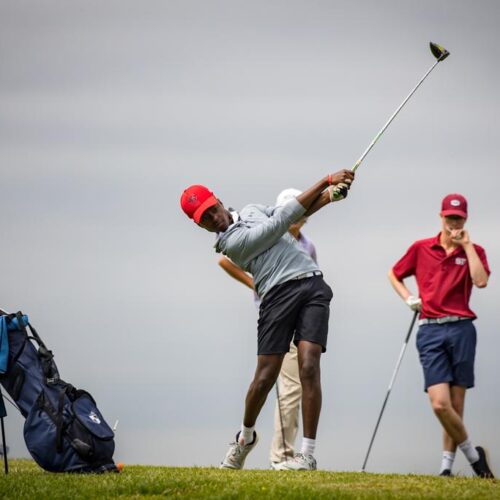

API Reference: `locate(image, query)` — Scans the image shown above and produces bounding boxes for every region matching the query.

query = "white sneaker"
[279,453,317,471]
[270,460,291,470]
[220,432,259,469]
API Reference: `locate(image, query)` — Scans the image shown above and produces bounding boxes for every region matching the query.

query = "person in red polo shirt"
[388,193,494,478]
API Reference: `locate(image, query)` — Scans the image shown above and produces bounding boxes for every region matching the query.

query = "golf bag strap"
[37,344,59,384]
[26,321,49,352]
[35,386,72,453]
[15,312,28,335]
[15,314,59,384]
[56,388,67,452]
[11,312,48,351]
[4,313,59,385]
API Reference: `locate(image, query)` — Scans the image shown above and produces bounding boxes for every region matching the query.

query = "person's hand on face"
[444,215,467,244]
[449,228,470,245]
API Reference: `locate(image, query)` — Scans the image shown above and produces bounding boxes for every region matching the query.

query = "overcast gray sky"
[1,0,499,475]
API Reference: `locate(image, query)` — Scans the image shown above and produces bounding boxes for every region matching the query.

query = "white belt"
[418,316,471,326]
[292,271,323,281]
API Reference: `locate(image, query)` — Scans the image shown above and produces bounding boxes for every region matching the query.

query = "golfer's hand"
[450,229,470,246]
[328,169,354,201]
[329,169,354,187]
[405,295,422,312]
[328,183,349,202]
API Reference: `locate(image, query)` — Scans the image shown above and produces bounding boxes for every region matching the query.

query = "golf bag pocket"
[24,389,115,473]
[69,392,115,461]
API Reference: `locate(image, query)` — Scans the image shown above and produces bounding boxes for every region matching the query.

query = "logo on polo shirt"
[455,257,466,266]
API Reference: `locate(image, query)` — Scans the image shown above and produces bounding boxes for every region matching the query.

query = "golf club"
[361,310,419,472]
[332,42,450,199]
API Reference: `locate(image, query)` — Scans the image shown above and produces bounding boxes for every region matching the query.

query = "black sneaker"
[439,469,452,477]
[471,446,495,479]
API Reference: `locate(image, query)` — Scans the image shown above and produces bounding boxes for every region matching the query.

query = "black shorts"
[257,276,333,355]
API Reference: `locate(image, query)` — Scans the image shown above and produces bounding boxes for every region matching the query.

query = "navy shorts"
[257,276,333,355]
[416,320,476,391]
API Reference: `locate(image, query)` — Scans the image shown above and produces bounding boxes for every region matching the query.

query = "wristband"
[327,174,333,186]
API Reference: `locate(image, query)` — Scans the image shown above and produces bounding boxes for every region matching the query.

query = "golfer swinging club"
[218,188,318,470]
[180,170,354,470]
[389,194,494,478]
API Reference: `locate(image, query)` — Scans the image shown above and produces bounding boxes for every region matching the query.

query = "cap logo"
[450,199,461,207]
[188,194,198,204]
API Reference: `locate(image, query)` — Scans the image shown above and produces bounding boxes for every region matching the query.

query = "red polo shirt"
[392,233,490,319]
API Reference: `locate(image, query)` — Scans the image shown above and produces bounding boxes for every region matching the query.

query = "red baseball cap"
[440,193,468,218]
[180,185,218,223]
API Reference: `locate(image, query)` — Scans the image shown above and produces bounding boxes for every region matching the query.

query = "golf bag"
[0,311,117,473]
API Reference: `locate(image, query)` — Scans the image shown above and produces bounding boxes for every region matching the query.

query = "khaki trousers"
[269,342,302,463]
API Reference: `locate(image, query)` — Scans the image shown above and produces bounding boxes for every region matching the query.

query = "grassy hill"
[0,459,499,499]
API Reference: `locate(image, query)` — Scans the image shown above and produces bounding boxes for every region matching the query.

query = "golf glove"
[405,295,422,312]
[328,183,349,202]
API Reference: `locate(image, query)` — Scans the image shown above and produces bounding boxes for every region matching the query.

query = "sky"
[1,0,499,476]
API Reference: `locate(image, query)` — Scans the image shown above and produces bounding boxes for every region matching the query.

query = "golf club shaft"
[361,310,419,472]
[352,58,442,172]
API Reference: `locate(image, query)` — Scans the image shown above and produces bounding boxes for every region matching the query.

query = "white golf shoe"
[270,460,292,470]
[279,453,317,471]
[220,432,258,469]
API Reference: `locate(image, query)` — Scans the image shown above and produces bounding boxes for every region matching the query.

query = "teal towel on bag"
[0,316,8,374]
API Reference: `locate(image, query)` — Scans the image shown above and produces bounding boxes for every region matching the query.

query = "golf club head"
[430,41,450,61]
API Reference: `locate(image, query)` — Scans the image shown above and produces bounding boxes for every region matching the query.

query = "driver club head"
[430,41,450,61]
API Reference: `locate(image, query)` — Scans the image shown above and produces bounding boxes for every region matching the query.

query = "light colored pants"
[269,342,302,463]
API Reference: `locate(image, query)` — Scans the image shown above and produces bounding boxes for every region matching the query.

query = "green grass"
[0,459,499,499]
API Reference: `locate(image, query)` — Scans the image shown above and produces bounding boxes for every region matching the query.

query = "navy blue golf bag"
[0,312,118,473]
